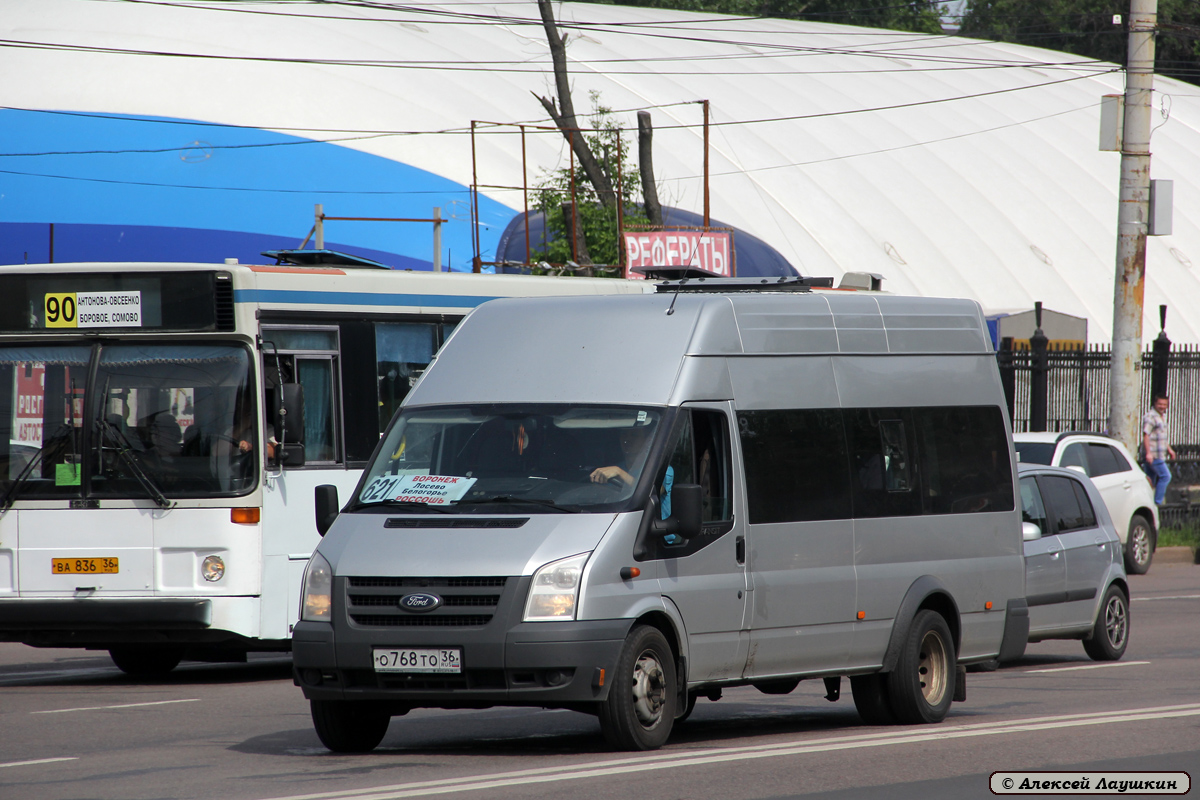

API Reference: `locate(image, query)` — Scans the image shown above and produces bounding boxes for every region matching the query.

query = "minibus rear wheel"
[311,699,390,753]
[598,625,677,750]
[886,609,955,724]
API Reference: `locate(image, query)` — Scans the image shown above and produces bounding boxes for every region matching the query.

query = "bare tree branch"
[535,0,617,208]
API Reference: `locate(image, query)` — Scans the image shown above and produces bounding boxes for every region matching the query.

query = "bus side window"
[375,323,437,433]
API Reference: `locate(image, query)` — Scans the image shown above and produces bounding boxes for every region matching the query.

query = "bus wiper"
[454,496,580,513]
[96,417,173,509]
[0,426,73,514]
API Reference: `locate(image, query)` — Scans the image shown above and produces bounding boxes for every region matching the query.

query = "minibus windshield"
[355,404,666,513]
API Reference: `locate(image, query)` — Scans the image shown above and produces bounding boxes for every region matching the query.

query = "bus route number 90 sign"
[44,291,143,329]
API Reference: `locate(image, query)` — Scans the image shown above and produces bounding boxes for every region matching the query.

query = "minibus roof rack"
[261,249,393,269]
[653,275,834,293]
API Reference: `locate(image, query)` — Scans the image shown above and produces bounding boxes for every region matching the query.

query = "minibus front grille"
[344,576,511,628]
[349,577,508,589]
[349,614,493,627]
[348,594,501,607]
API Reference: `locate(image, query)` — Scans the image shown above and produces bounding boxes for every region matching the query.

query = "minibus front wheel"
[598,625,677,750]
[310,700,390,753]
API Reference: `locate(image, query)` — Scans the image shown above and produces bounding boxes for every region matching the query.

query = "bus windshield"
[1,343,257,502]
[355,404,666,513]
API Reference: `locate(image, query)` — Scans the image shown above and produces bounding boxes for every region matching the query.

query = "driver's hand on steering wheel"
[590,465,632,486]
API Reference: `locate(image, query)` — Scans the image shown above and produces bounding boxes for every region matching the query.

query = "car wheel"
[886,609,955,724]
[598,625,676,750]
[850,673,895,725]
[1083,585,1129,661]
[310,700,390,753]
[108,646,184,676]
[1124,514,1154,575]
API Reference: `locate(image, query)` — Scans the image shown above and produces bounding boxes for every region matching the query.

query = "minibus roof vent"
[653,275,833,293]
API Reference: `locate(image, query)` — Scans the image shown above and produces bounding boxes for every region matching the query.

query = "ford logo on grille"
[399,592,441,613]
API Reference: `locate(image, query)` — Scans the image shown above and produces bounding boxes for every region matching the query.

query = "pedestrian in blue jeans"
[1142,393,1176,505]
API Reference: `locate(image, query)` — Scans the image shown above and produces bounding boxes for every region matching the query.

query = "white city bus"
[0,257,647,674]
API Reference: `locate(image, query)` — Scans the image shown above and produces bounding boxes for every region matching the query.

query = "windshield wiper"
[96,416,172,509]
[0,426,73,514]
[351,498,451,513]
[454,496,580,513]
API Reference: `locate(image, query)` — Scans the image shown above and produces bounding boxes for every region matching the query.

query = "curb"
[1155,546,1198,566]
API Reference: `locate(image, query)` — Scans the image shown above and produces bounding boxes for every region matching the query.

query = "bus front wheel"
[108,646,184,676]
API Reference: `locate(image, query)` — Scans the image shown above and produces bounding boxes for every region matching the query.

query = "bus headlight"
[523,553,589,622]
[301,552,333,622]
[201,555,225,582]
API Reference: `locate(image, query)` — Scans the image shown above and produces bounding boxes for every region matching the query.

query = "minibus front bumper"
[292,572,635,708]
[292,617,633,707]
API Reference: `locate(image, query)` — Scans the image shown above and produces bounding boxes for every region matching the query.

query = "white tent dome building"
[3,1,1200,342]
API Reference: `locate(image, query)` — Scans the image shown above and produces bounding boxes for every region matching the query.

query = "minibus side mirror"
[652,483,703,542]
[269,383,306,467]
[315,484,339,537]
[1021,521,1042,542]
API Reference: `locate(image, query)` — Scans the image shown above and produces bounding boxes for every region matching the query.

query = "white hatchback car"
[1013,432,1159,574]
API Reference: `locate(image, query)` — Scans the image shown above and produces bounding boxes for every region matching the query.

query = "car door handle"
[735,535,745,565]
[1050,551,1060,559]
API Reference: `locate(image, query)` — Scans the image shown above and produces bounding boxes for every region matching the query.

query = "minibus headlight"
[301,552,333,622]
[524,553,589,622]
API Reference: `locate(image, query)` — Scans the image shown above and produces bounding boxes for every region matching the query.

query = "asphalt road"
[2,565,1197,800]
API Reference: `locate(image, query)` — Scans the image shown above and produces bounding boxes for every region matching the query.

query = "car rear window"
[1087,443,1127,476]
[1014,441,1055,465]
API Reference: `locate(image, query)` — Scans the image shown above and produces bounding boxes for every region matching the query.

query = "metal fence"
[999,342,1200,517]
[1000,343,1200,446]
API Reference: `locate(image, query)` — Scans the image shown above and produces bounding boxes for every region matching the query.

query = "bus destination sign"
[45,291,143,329]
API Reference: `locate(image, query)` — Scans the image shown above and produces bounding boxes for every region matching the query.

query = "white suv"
[1013,432,1159,574]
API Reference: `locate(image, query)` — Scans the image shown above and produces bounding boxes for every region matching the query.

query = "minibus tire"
[108,646,184,676]
[1082,585,1129,662]
[310,700,390,753]
[886,609,955,724]
[850,674,895,725]
[598,625,676,750]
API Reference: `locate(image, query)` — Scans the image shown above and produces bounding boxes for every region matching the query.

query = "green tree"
[585,0,948,34]
[533,94,650,272]
[960,0,1200,87]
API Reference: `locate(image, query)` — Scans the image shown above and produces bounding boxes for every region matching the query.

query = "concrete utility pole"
[1109,0,1157,451]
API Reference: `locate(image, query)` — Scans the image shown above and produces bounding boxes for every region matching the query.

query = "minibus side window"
[913,406,1015,515]
[738,409,851,524]
[847,409,921,519]
[692,410,732,523]
[658,409,733,526]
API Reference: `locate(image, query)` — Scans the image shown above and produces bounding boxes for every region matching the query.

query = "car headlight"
[301,552,333,622]
[523,553,589,622]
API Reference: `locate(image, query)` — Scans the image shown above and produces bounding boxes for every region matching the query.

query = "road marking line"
[0,757,79,769]
[1024,660,1150,674]
[1133,594,1200,601]
[32,698,201,714]
[256,703,1200,800]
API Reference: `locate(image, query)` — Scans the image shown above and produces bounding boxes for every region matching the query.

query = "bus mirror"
[651,483,703,541]
[315,484,339,536]
[276,383,306,445]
